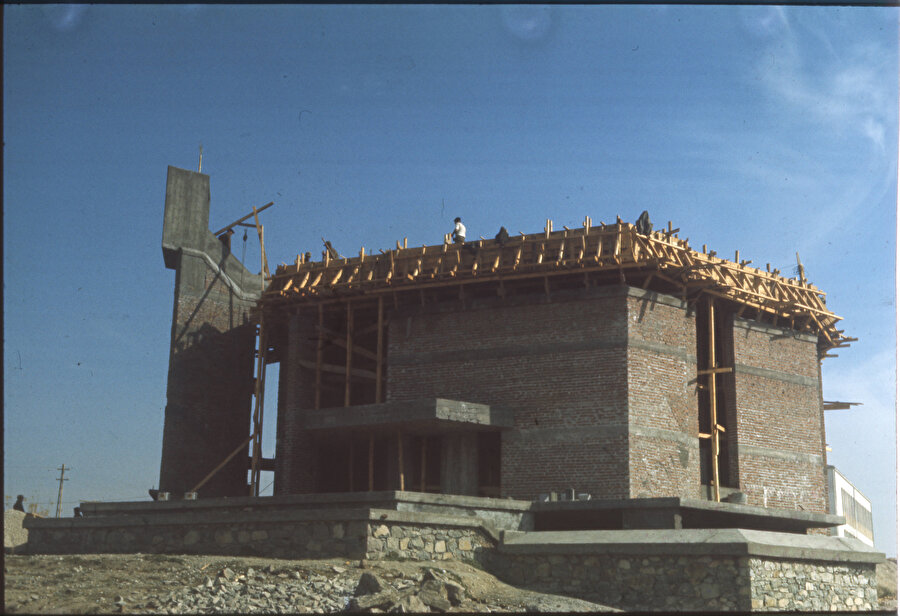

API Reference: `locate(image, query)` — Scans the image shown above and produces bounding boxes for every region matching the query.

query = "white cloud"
[756,20,894,150]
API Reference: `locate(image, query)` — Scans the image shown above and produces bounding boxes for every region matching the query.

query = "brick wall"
[626,293,700,498]
[274,311,319,495]
[731,319,826,512]
[271,285,827,511]
[386,287,631,500]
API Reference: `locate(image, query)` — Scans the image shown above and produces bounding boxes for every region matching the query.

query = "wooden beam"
[191,432,256,494]
[212,201,274,236]
[298,358,378,380]
[321,334,379,361]
[708,298,720,504]
[697,367,733,375]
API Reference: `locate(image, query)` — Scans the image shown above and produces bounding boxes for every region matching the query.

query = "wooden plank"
[192,432,257,494]
[697,367,733,375]
[321,332,379,361]
[298,358,378,380]
[212,201,274,236]
[708,298,720,504]
[376,296,384,403]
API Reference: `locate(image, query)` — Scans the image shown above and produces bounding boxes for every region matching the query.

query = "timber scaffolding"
[256,217,853,355]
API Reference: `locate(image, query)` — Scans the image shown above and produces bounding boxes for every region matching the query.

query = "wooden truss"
[259,218,850,352]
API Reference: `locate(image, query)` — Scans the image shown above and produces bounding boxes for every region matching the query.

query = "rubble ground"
[3,553,620,614]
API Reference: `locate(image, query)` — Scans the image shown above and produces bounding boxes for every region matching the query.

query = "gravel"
[4,553,620,614]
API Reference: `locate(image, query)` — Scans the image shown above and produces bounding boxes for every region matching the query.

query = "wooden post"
[708,298,720,503]
[250,314,267,496]
[397,432,405,491]
[368,435,375,491]
[345,303,353,407]
[315,305,324,410]
[376,296,384,403]
[420,438,427,493]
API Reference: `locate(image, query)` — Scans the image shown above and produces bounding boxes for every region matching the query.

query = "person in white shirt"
[452,217,466,244]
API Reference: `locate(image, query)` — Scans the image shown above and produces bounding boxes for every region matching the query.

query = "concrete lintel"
[303,398,514,432]
[629,425,700,449]
[737,444,824,467]
[734,363,819,388]
[734,316,818,343]
[498,528,884,564]
[389,337,626,367]
[624,286,689,310]
[392,284,631,318]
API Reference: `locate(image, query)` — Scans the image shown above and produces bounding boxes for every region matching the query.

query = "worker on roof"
[635,210,653,235]
[452,217,466,244]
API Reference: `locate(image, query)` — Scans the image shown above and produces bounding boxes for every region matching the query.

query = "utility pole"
[55,464,69,518]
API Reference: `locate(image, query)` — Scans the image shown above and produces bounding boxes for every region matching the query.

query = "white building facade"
[826,465,874,547]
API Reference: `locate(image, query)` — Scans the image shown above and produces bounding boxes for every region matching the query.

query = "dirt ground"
[3,553,618,614]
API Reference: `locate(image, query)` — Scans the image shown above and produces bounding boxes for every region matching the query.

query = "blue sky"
[4,5,897,555]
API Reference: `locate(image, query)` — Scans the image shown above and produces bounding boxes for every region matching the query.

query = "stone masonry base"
[24,494,882,612]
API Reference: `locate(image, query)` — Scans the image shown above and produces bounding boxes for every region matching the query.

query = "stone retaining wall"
[24,501,882,612]
[488,552,880,612]
[24,508,498,565]
[749,558,878,611]
[488,552,750,611]
[488,528,882,612]
[366,521,494,563]
[25,511,369,560]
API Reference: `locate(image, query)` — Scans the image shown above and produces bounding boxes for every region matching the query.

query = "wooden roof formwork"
[256,219,853,355]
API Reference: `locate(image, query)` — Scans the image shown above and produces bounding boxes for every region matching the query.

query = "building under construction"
[23,166,882,612]
[158,165,853,514]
